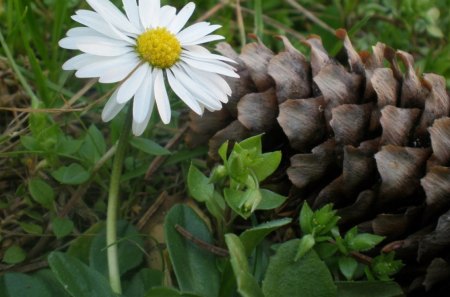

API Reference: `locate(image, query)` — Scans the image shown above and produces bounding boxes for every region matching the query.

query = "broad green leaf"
[55,136,82,156]
[338,256,358,280]
[90,221,144,277]
[252,151,281,182]
[51,163,90,185]
[48,252,118,297]
[28,178,55,209]
[187,164,214,203]
[130,138,171,156]
[257,189,287,210]
[164,204,220,297]
[225,234,264,297]
[124,269,163,297]
[262,240,337,297]
[51,217,74,239]
[19,222,43,235]
[67,222,104,263]
[239,218,292,255]
[224,188,261,219]
[295,234,315,261]
[348,233,384,252]
[2,245,26,264]
[2,273,52,297]
[144,287,202,297]
[21,135,40,150]
[238,134,262,153]
[79,124,106,164]
[33,269,70,297]
[336,281,404,297]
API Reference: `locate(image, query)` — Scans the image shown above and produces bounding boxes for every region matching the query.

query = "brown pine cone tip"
[186,29,450,294]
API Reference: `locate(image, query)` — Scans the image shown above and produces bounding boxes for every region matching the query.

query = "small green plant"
[296,202,404,282]
[188,134,286,229]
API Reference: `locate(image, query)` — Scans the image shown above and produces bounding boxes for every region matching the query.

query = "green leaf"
[295,234,316,261]
[262,240,337,297]
[299,202,314,234]
[252,151,281,182]
[48,252,118,297]
[130,138,171,156]
[51,217,74,239]
[33,269,71,297]
[3,245,26,264]
[218,141,229,162]
[144,287,202,297]
[2,273,52,297]
[240,218,292,255]
[257,189,287,210]
[225,234,264,297]
[67,222,104,264]
[79,125,106,164]
[124,269,163,297]
[348,233,384,252]
[21,135,40,150]
[51,163,90,185]
[164,204,220,297]
[19,222,43,235]
[55,136,82,156]
[336,281,404,297]
[187,164,214,203]
[238,134,262,153]
[224,188,261,219]
[28,178,55,209]
[89,221,144,277]
[205,191,226,221]
[338,256,359,280]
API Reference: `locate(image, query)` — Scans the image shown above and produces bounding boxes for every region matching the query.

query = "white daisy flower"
[60,0,238,136]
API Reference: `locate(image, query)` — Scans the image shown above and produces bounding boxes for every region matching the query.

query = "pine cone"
[186,30,450,295]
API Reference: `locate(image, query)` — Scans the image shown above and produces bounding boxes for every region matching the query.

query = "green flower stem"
[106,109,132,294]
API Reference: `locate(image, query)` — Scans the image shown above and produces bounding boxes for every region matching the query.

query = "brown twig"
[144,123,189,180]
[175,224,229,257]
[136,191,168,231]
[196,1,226,22]
[284,0,335,35]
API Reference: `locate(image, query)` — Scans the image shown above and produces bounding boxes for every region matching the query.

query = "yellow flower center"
[136,27,181,69]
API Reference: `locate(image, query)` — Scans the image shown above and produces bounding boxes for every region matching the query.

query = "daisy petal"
[78,42,133,57]
[62,54,108,70]
[167,2,195,34]
[102,88,126,122]
[133,69,155,123]
[181,56,239,78]
[60,35,129,51]
[75,53,138,82]
[172,66,222,110]
[166,69,202,115]
[177,23,221,44]
[132,97,154,136]
[123,0,142,30]
[159,5,176,27]
[66,27,105,38]
[86,0,139,34]
[154,69,171,124]
[139,0,160,29]
[182,34,225,46]
[182,48,237,64]
[181,65,229,103]
[117,63,149,104]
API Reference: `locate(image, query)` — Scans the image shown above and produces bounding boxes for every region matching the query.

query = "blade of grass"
[254,0,264,39]
[0,31,40,107]
[15,2,50,106]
